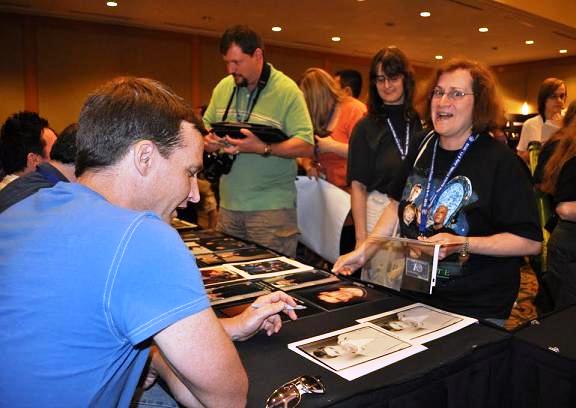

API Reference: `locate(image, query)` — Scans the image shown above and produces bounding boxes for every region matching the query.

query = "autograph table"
[511,305,576,408]
[236,294,511,408]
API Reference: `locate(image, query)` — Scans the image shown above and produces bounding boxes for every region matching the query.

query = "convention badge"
[405,257,430,281]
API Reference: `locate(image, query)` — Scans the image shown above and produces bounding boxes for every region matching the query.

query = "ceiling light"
[435,55,443,60]
[331,36,341,42]
[478,27,488,33]
[559,49,568,54]
[106,1,118,6]
[271,26,282,32]
[420,11,431,17]
[525,40,534,45]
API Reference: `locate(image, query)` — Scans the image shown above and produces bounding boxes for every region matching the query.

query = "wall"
[2,12,574,132]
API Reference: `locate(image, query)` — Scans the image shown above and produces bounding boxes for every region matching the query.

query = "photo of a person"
[293,282,388,310]
[407,184,422,203]
[201,267,244,286]
[400,202,419,238]
[432,204,449,231]
[365,305,463,341]
[264,270,339,291]
[298,325,409,371]
[317,287,366,304]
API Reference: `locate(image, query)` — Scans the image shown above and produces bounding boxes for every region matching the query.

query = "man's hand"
[332,246,366,276]
[221,291,298,341]
[204,132,228,153]
[224,128,267,155]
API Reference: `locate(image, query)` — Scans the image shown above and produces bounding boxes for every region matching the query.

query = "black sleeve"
[555,157,576,203]
[490,149,543,242]
[347,120,371,186]
[533,141,556,185]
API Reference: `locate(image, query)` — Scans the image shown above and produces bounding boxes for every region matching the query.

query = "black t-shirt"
[554,156,576,204]
[347,106,423,194]
[390,133,543,319]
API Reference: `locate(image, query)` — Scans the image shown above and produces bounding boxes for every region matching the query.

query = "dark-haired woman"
[540,116,576,311]
[517,78,566,163]
[347,47,422,288]
[335,59,542,321]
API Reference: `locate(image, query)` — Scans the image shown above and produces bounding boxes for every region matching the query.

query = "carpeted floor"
[505,261,539,330]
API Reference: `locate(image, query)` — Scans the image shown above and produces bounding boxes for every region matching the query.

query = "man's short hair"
[76,77,205,177]
[50,123,78,165]
[219,25,263,56]
[335,69,363,99]
[0,111,50,174]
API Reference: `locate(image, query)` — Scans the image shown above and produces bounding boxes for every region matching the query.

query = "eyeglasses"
[265,375,325,408]
[548,93,566,101]
[431,87,474,101]
[373,75,402,85]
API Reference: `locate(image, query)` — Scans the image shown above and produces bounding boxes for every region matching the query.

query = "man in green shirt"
[203,25,314,257]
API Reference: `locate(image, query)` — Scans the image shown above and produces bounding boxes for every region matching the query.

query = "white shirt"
[517,115,560,152]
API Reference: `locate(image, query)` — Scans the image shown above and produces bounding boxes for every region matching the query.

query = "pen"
[251,303,307,310]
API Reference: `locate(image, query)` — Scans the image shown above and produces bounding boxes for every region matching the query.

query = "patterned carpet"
[505,261,539,331]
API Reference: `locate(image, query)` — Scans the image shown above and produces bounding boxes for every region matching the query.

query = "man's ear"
[133,140,156,176]
[254,48,263,62]
[26,152,42,171]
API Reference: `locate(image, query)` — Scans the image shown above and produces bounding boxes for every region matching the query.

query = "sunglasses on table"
[265,375,325,408]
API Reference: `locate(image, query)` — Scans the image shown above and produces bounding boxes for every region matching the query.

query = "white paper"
[357,303,477,344]
[223,256,313,279]
[288,323,426,381]
[295,176,351,263]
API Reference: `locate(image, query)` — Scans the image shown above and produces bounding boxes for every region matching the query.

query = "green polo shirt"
[203,64,313,211]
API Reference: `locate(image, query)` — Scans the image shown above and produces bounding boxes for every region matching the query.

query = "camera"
[202,151,236,182]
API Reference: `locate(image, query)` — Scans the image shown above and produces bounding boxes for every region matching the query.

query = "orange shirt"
[318,97,366,188]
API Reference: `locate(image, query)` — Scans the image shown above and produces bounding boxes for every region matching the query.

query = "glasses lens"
[265,384,301,408]
[292,376,326,394]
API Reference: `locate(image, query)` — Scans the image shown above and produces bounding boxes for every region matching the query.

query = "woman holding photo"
[334,59,542,322]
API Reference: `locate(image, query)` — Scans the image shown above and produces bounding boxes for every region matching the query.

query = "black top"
[554,156,576,204]
[390,133,543,319]
[347,105,423,194]
[0,162,69,214]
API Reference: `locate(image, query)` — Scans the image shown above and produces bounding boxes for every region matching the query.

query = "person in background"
[0,77,298,407]
[335,59,542,322]
[0,123,77,213]
[203,25,314,257]
[517,78,566,163]
[0,111,57,189]
[335,69,363,100]
[539,108,576,311]
[347,47,422,287]
[299,67,366,189]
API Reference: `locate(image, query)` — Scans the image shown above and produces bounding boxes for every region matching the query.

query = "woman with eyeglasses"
[347,47,422,288]
[334,59,542,322]
[298,68,366,188]
[538,103,576,311]
[517,78,567,163]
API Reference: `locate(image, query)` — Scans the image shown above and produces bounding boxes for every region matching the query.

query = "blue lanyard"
[419,133,478,234]
[235,88,260,122]
[386,118,410,160]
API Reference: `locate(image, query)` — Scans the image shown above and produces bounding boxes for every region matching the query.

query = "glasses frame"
[431,87,474,101]
[372,74,403,85]
[265,375,325,408]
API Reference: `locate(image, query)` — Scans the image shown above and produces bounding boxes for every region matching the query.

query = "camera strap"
[222,62,272,122]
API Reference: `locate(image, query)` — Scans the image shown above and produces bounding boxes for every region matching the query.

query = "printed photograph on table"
[197,236,255,251]
[178,230,226,241]
[357,303,477,344]
[288,324,427,381]
[170,217,198,230]
[185,242,213,256]
[224,257,313,279]
[292,281,388,311]
[263,270,340,291]
[200,266,245,287]
[215,297,324,321]
[206,281,271,306]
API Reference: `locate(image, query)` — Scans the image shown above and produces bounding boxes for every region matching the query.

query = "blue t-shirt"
[0,183,210,406]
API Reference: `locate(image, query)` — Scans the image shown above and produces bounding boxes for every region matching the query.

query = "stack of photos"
[200,266,245,287]
[178,230,226,242]
[195,247,278,268]
[357,303,477,344]
[363,236,441,295]
[263,270,340,291]
[214,296,324,321]
[288,323,426,381]
[206,281,271,306]
[224,257,313,279]
[197,236,256,252]
[291,281,389,311]
[170,217,198,230]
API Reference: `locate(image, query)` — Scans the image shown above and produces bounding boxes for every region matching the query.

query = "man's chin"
[234,76,248,87]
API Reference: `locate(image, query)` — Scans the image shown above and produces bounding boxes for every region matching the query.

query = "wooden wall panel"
[0,16,25,122]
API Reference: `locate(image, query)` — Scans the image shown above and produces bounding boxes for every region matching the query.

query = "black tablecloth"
[511,306,576,408]
[236,295,511,408]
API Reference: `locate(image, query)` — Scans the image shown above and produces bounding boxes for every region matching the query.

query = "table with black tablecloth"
[511,305,576,408]
[236,293,511,408]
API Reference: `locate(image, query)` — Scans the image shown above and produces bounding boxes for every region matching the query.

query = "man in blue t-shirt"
[0,77,298,407]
